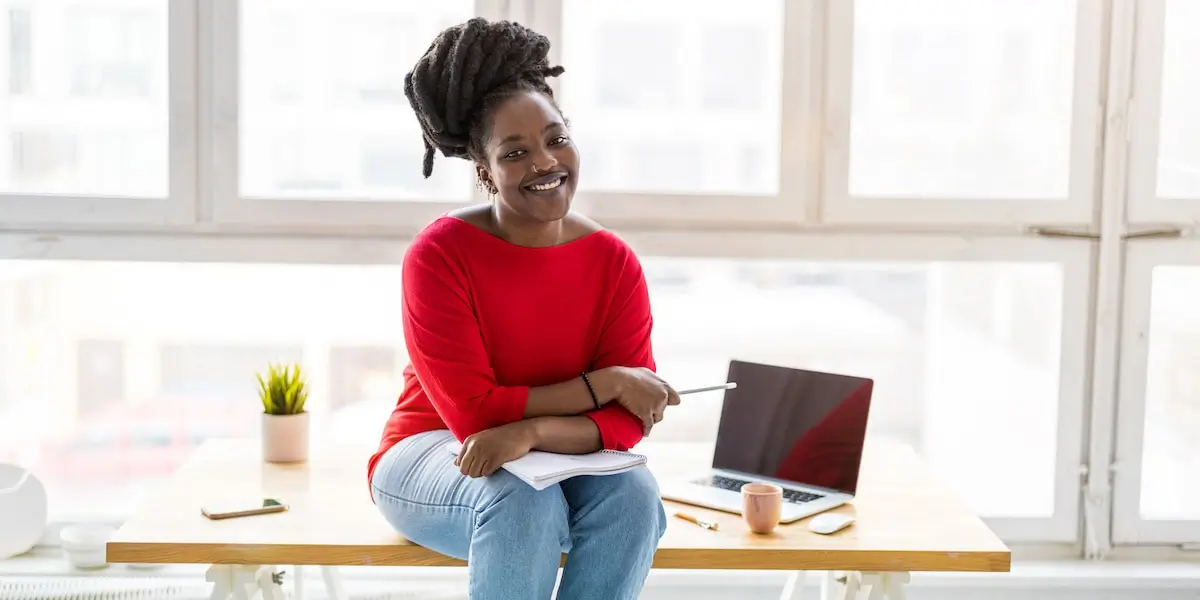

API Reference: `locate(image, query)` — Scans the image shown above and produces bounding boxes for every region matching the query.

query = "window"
[0,260,404,519]
[823,0,1100,225]
[7,7,31,95]
[1138,266,1200,521]
[3,0,1196,557]
[0,1,167,198]
[1154,0,1200,200]
[0,253,1081,536]
[329,346,400,411]
[77,340,126,418]
[159,344,304,402]
[238,0,475,202]
[68,8,158,98]
[848,0,1075,200]
[644,258,1069,522]
[559,0,783,196]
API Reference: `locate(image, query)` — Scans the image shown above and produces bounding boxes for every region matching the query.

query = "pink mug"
[741,482,783,534]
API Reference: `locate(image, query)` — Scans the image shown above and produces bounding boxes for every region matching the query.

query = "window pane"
[0,258,1063,522]
[559,0,783,195]
[643,258,1064,518]
[848,0,1077,199]
[1139,266,1200,520]
[240,0,474,201]
[0,1,167,197]
[0,261,405,518]
[1156,0,1200,199]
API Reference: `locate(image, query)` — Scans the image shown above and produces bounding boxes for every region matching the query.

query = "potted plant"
[256,362,310,463]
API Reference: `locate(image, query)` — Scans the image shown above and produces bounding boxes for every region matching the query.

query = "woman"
[368,17,681,600]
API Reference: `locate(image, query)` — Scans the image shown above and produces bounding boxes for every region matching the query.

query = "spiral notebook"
[445,442,648,490]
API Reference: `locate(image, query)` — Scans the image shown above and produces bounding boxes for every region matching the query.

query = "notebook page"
[502,450,646,483]
[444,442,646,487]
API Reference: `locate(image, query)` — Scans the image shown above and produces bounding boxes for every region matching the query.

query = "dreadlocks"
[404,17,566,179]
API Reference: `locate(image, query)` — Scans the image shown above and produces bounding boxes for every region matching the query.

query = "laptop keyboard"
[691,474,824,504]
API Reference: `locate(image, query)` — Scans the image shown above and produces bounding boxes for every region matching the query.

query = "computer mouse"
[808,512,856,535]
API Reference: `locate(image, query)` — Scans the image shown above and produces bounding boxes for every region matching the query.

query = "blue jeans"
[371,429,668,599]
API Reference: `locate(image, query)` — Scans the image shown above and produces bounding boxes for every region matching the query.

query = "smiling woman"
[368,16,678,600]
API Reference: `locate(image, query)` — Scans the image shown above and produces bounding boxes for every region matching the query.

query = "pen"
[674,511,719,531]
[678,382,736,395]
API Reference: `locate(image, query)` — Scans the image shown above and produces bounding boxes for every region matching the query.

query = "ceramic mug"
[741,482,783,534]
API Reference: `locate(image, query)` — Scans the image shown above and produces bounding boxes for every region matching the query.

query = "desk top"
[107,438,1009,573]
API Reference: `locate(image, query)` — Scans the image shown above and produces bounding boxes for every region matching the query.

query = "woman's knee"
[606,469,668,540]
[478,471,571,546]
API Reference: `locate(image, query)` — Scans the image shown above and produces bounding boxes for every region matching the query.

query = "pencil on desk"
[674,511,719,531]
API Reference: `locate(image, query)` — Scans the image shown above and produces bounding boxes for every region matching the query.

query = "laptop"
[660,360,874,523]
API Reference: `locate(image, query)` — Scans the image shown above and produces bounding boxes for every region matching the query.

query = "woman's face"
[477,90,579,224]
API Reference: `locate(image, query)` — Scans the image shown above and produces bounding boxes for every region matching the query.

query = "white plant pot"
[262,412,309,463]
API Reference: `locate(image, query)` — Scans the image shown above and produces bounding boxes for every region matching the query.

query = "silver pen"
[678,382,737,395]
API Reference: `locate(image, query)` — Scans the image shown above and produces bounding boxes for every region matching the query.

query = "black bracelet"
[580,372,601,410]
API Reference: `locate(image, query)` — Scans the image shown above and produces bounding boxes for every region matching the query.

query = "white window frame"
[203,0,507,232]
[522,0,811,228]
[1108,0,1200,546]
[3,0,1187,554]
[1124,0,1200,225]
[819,0,1105,227]
[0,0,196,228]
[0,227,1092,546]
[1112,239,1200,545]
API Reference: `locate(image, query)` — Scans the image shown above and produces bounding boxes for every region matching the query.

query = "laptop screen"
[710,360,874,495]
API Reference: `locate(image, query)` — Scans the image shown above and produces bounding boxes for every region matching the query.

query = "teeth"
[528,177,564,191]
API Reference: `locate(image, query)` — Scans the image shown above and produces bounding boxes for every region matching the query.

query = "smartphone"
[201,498,288,520]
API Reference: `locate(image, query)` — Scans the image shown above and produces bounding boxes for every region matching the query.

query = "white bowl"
[59,523,116,570]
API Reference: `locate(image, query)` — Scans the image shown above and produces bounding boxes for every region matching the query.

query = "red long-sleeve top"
[367,215,653,485]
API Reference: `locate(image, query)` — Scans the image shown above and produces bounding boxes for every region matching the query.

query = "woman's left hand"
[455,421,537,478]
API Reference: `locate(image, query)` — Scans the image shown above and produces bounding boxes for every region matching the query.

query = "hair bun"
[405,17,564,178]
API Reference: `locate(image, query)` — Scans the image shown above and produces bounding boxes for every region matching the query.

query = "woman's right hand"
[605,366,681,435]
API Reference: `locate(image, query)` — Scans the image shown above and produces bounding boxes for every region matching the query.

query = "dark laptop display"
[710,360,874,495]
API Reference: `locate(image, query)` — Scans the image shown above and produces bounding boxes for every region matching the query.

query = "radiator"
[0,576,469,600]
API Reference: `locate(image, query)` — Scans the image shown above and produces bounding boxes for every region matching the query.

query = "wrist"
[586,367,625,406]
[520,418,544,448]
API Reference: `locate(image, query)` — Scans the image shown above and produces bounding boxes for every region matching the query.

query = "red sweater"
[367,216,653,484]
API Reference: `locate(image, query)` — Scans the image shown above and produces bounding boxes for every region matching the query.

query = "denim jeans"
[371,429,667,600]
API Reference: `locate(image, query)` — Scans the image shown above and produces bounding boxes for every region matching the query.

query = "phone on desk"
[201,498,288,520]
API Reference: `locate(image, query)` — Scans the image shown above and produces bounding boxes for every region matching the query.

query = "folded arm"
[574,245,657,453]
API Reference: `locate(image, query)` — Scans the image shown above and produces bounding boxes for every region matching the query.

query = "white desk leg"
[293,565,305,600]
[205,564,286,600]
[779,570,807,600]
[206,565,234,600]
[321,566,349,600]
[257,565,287,600]
[822,571,910,600]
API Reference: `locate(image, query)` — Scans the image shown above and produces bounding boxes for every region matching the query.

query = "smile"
[523,172,567,192]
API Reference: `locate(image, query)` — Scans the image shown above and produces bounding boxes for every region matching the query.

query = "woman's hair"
[404,17,565,179]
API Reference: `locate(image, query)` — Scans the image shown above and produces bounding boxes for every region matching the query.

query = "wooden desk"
[107,438,1009,600]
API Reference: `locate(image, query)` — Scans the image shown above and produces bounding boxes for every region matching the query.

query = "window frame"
[1124,0,1200,225]
[0,0,197,228]
[1112,239,1200,545]
[2,0,1191,555]
[818,0,1106,227]
[1108,0,1200,546]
